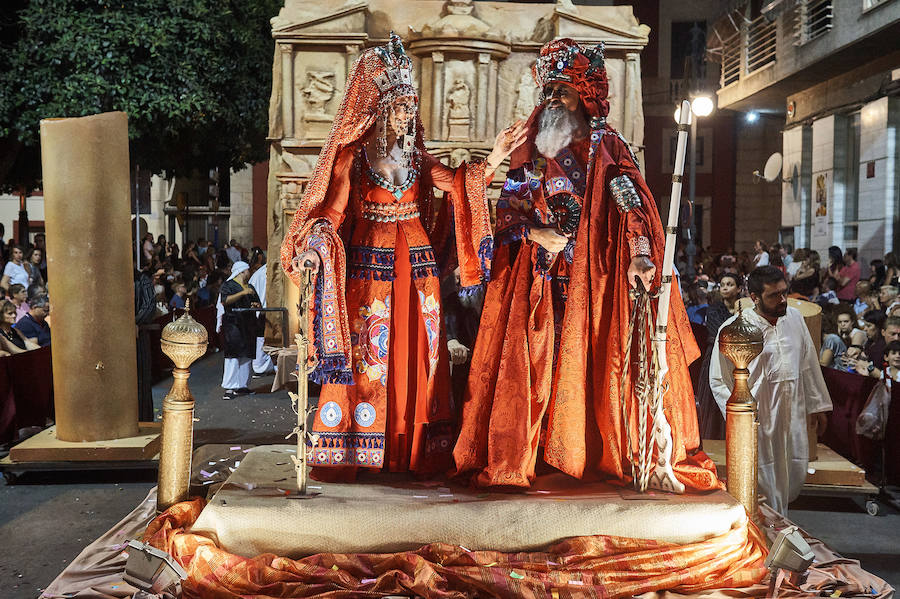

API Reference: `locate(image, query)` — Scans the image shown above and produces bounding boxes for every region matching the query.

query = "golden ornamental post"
[718,307,764,521]
[157,300,209,512]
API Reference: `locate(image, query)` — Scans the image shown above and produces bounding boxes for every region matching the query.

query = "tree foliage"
[0,0,282,192]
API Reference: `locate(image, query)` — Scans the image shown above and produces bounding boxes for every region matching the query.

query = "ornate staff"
[644,99,692,493]
[289,264,316,494]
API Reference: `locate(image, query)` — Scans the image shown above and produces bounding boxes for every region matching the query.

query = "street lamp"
[674,93,714,281]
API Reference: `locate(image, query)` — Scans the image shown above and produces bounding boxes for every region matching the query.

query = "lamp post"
[675,95,714,282]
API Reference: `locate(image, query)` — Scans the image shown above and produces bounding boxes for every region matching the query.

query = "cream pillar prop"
[39,112,140,442]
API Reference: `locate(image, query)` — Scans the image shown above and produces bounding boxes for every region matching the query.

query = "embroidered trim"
[409,245,439,279]
[348,246,395,281]
[552,147,586,196]
[307,222,354,386]
[610,174,641,213]
[629,235,651,257]
[307,431,385,467]
[544,176,576,198]
[424,421,454,456]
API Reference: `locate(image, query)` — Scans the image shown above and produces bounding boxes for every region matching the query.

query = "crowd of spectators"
[0,232,51,355]
[136,233,265,319]
[681,239,900,382]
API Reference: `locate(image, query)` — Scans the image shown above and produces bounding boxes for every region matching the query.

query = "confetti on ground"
[361,578,376,584]
[230,446,241,450]
[243,448,252,453]
[510,572,524,579]
[459,545,471,552]
[439,494,453,498]
[569,580,584,585]
[331,565,339,571]
[412,495,428,499]
[484,562,497,567]
[200,470,215,478]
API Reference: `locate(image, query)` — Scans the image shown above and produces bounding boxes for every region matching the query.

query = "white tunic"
[709,307,832,515]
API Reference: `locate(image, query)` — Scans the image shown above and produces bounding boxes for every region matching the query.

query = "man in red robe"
[453,39,720,492]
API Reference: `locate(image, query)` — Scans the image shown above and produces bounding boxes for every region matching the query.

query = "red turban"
[532,38,610,120]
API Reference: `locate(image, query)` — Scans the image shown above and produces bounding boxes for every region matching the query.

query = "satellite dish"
[763,152,783,182]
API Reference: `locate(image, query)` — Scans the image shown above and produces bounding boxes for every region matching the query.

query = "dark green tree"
[0,0,282,193]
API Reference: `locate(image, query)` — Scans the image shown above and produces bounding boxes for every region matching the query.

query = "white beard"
[534,106,584,158]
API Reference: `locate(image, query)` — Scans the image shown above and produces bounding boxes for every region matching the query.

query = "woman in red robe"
[281,35,525,479]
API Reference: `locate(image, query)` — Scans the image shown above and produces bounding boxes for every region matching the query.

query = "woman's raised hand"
[486,120,528,171]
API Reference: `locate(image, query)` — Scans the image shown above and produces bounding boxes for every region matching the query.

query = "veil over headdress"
[281,34,492,385]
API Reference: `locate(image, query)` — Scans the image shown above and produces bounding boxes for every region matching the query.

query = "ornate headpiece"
[282,34,426,286]
[532,38,609,120]
[373,33,417,107]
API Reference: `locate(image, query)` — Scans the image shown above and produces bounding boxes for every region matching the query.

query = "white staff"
[645,99,692,493]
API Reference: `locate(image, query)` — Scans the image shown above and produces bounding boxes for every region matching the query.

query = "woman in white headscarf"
[218,261,263,399]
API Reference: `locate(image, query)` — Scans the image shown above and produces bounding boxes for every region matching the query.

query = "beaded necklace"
[364,148,419,200]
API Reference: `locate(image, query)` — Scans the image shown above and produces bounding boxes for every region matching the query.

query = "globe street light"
[674,94,714,282]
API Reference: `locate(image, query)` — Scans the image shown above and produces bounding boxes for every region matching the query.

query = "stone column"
[476,53,490,141]
[623,52,640,145]
[431,52,445,140]
[39,112,140,442]
[487,58,499,138]
[281,44,294,140]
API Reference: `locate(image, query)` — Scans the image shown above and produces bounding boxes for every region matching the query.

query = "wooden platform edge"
[8,424,161,463]
[703,439,870,488]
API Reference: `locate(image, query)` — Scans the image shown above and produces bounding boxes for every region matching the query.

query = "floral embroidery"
[355,296,391,386]
[354,402,377,427]
[319,401,343,427]
[418,290,441,377]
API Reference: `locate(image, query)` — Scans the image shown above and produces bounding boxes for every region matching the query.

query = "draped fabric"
[142,498,768,599]
[454,111,720,492]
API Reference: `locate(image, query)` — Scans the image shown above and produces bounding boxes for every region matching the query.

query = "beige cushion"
[190,445,746,557]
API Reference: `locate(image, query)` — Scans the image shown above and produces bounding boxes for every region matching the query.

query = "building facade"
[713,0,900,267]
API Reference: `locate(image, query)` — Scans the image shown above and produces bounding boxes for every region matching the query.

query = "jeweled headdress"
[532,38,609,119]
[373,33,417,107]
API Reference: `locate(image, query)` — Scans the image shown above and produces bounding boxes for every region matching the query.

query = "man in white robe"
[710,266,832,515]
[248,250,275,376]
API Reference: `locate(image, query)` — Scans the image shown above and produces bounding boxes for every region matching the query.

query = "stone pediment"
[271,1,368,40]
[536,5,649,51]
[409,0,507,43]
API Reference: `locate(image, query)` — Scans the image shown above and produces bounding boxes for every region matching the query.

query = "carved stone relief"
[445,79,471,141]
[300,71,336,121]
[513,70,538,123]
[449,148,471,168]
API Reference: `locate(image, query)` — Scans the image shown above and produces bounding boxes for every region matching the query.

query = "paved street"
[0,351,897,598]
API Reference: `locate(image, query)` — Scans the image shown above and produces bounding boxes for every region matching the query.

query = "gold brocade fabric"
[143,498,769,599]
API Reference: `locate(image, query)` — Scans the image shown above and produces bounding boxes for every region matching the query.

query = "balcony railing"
[720,30,741,86]
[746,13,777,73]
[793,0,833,46]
